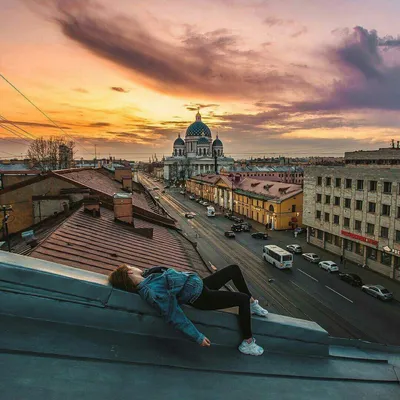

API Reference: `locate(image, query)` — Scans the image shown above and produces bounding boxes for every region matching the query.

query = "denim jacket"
[136,268,204,344]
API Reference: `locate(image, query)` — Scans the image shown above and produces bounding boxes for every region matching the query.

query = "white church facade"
[163,111,234,181]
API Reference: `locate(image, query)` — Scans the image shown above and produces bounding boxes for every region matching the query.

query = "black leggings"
[191,265,253,340]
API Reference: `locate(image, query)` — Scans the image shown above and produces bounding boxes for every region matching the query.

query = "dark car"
[224,231,236,238]
[251,232,269,239]
[164,185,170,189]
[224,213,236,220]
[232,216,244,223]
[231,223,243,232]
[240,222,252,232]
[338,273,363,287]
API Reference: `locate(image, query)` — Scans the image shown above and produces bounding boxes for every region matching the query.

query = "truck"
[207,206,216,217]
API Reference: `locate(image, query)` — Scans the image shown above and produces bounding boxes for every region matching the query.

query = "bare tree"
[169,161,179,182]
[27,136,75,171]
[178,158,194,180]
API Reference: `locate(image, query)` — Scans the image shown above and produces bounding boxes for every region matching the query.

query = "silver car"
[302,253,321,263]
[287,244,302,254]
[362,284,393,301]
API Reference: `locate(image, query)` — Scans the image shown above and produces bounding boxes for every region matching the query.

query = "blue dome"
[174,137,185,146]
[197,136,210,145]
[212,138,223,147]
[186,121,212,137]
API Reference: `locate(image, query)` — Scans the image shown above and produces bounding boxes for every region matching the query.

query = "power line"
[0,114,37,140]
[0,74,92,155]
[0,123,32,144]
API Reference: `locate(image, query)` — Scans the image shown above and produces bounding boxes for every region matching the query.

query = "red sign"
[341,230,378,246]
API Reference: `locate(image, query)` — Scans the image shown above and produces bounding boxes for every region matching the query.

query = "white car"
[302,253,321,263]
[180,190,185,195]
[203,202,209,206]
[154,195,160,200]
[318,261,339,273]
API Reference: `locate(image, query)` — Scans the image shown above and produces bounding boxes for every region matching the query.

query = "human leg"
[202,264,252,296]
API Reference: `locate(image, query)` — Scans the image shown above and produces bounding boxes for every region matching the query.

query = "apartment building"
[303,148,400,281]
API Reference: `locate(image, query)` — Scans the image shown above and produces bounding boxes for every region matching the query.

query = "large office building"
[303,147,400,281]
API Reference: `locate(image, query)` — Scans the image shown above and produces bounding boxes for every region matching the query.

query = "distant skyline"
[2,0,400,160]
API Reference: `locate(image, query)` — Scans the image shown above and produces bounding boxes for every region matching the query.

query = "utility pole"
[94,144,97,166]
[1,205,13,252]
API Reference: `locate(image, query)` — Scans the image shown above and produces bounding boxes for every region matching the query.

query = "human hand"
[200,337,211,347]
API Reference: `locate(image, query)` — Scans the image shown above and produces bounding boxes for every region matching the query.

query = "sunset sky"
[2,0,400,160]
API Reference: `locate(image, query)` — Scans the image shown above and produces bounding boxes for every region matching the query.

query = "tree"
[27,136,75,171]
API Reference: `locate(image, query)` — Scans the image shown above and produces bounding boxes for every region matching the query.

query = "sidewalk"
[241,217,400,301]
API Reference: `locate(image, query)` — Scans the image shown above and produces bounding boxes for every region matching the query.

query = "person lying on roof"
[108,264,268,356]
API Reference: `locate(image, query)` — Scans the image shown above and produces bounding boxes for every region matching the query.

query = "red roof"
[29,206,207,276]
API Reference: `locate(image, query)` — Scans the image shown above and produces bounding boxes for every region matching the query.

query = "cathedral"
[163,111,234,181]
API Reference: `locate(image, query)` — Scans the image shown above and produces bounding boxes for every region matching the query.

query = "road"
[139,174,400,346]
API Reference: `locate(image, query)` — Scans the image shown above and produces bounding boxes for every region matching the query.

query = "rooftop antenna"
[391,139,395,148]
[397,141,399,149]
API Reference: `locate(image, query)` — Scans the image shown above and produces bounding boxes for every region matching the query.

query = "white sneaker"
[250,300,269,317]
[238,338,264,356]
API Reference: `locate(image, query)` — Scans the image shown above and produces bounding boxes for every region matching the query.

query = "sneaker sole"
[238,348,264,356]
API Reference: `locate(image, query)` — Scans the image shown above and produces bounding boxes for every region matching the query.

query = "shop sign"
[382,245,400,256]
[341,230,378,246]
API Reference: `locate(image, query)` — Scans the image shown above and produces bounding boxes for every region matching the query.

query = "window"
[354,220,362,231]
[325,195,331,204]
[383,181,392,193]
[317,229,323,240]
[325,233,332,243]
[326,177,331,186]
[368,202,376,213]
[355,243,363,255]
[344,239,353,251]
[369,180,377,192]
[334,196,340,206]
[367,247,377,260]
[367,223,375,235]
[396,230,400,243]
[333,214,340,224]
[344,217,350,228]
[344,198,351,208]
[345,179,352,189]
[317,176,322,186]
[316,210,321,219]
[355,200,363,211]
[335,178,341,188]
[324,212,330,222]
[292,204,296,212]
[382,204,391,216]
[316,193,322,203]
[381,252,391,266]
[334,236,341,247]
[397,207,400,219]
[380,226,389,238]
[357,180,364,190]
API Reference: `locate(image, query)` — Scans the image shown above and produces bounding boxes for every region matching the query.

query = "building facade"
[187,174,303,230]
[163,111,234,181]
[303,148,400,281]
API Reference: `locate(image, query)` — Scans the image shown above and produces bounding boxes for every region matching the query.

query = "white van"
[207,206,216,217]
[263,245,293,269]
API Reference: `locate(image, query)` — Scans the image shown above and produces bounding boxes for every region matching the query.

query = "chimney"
[83,196,101,217]
[114,167,132,183]
[113,193,133,224]
[122,175,133,191]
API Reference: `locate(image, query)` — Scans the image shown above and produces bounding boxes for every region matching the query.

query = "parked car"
[232,216,244,223]
[224,231,236,238]
[164,185,170,189]
[153,187,159,190]
[161,190,165,194]
[302,253,321,263]
[286,244,302,254]
[240,222,252,231]
[184,212,195,219]
[318,261,339,273]
[189,194,196,200]
[224,213,235,220]
[251,232,269,239]
[203,202,209,206]
[338,273,363,287]
[195,198,201,203]
[154,195,160,200]
[361,284,393,301]
[180,190,185,195]
[294,227,305,235]
[231,223,243,232]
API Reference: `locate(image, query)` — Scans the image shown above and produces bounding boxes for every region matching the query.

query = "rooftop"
[1,251,400,399]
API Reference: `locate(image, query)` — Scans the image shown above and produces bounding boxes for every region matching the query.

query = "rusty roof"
[29,206,207,276]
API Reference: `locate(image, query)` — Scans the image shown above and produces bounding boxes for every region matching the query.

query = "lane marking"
[297,268,319,282]
[325,285,353,303]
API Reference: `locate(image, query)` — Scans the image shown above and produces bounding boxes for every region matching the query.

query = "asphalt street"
[140,174,400,346]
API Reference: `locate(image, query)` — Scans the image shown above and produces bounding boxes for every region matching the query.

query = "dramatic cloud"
[110,86,129,93]
[0,119,71,129]
[29,0,312,100]
[87,122,111,127]
[184,103,219,111]
[73,87,89,93]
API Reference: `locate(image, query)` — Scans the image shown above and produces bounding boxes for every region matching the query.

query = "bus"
[207,206,215,217]
[263,245,293,269]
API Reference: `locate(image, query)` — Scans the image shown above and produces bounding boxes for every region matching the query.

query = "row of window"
[311,229,399,266]
[316,195,398,217]
[315,211,400,240]
[316,177,394,193]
